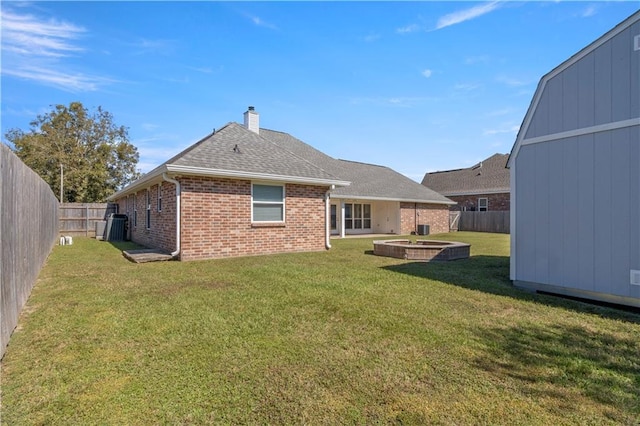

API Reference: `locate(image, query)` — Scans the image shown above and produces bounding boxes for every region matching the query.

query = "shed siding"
[561,137,579,288]
[577,52,595,129]
[576,134,595,292]
[525,26,637,139]
[513,15,640,306]
[514,125,640,301]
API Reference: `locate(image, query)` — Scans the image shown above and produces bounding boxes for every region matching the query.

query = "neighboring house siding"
[179,177,328,261]
[399,203,450,235]
[115,182,176,254]
[447,192,510,211]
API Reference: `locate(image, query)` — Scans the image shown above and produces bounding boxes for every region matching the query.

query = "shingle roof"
[261,128,454,204]
[109,123,348,200]
[421,153,510,196]
[168,123,342,182]
[111,121,454,206]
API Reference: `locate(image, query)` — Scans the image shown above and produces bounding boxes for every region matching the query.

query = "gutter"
[325,185,334,249]
[162,173,181,258]
[108,163,350,201]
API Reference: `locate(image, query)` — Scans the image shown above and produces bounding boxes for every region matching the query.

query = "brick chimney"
[243,106,259,134]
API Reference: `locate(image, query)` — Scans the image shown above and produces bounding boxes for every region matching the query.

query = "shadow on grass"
[382,255,640,323]
[474,322,640,420]
[385,255,640,419]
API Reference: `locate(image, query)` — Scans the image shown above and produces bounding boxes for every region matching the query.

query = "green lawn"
[2,232,639,424]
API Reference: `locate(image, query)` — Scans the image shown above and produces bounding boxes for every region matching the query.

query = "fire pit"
[373,239,470,261]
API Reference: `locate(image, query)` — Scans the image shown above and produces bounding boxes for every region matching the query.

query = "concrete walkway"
[123,248,174,263]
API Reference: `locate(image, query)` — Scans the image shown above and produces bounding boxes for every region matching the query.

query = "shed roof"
[421,153,510,196]
[507,10,640,168]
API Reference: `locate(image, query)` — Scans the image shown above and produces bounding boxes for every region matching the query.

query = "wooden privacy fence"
[458,211,510,234]
[1,144,59,359]
[59,203,118,237]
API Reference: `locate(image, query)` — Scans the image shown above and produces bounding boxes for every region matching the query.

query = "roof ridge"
[255,128,345,182]
[164,122,235,166]
[337,158,388,168]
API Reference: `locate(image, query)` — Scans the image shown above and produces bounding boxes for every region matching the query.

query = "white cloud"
[485,108,513,117]
[129,38,177,56]
[422,69,432,78]
[1,8,113,92]
[580,4,598,18]
[249,15,278,30]
[436,1,501,30]
[1,10,85,57]
[396,23,420,34]
[350,96,438,108]
[454,83,481,91]
[3,64,114,92]
[464,55,490,65]
[483,125,520,136]
[363,33,380,43]
[496,75,531,87]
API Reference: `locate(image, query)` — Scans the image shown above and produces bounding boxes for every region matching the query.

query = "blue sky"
[2,1,638,182]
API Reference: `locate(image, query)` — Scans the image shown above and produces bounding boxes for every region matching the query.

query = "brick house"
[109,107,454,260]
[421,153,510,211]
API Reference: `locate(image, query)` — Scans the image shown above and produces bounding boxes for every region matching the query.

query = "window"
[344,203,371,230]
[146,189,151,229]
[478,197,488,212]
[330,204,337,230]
[252,183,285,222]
[133,194,137,227]
[157,184,162,212]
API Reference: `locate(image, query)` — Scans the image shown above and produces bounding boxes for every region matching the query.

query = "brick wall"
[448,192,510,211]
[115,182,176,253]
[179,177,328,261]
[399,202,450,235]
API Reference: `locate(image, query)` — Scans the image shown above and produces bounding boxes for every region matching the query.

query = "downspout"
[325,185,335,249]
[162,173,181,258]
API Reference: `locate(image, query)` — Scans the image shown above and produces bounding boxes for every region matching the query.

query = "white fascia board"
[442,189,510,197]
[164,164,351,187]
[330,194,457,205]
[107,165,168,201]
[107,164,351,201]
[520,118,640,147]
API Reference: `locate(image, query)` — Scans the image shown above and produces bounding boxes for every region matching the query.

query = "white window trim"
[146,189,151,230]
[343,202,372,230]
[133,194,137,227]
[251,182,285,223]
[157,183,162,212]
[478,197,488,212]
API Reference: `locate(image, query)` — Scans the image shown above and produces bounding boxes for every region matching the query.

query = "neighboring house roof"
[420,153,510,196]
[261,128,455,204]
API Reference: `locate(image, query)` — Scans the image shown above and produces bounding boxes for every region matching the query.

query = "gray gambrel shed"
[507,11,640,307]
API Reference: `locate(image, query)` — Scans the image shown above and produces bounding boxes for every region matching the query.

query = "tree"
[5,102,140,202]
